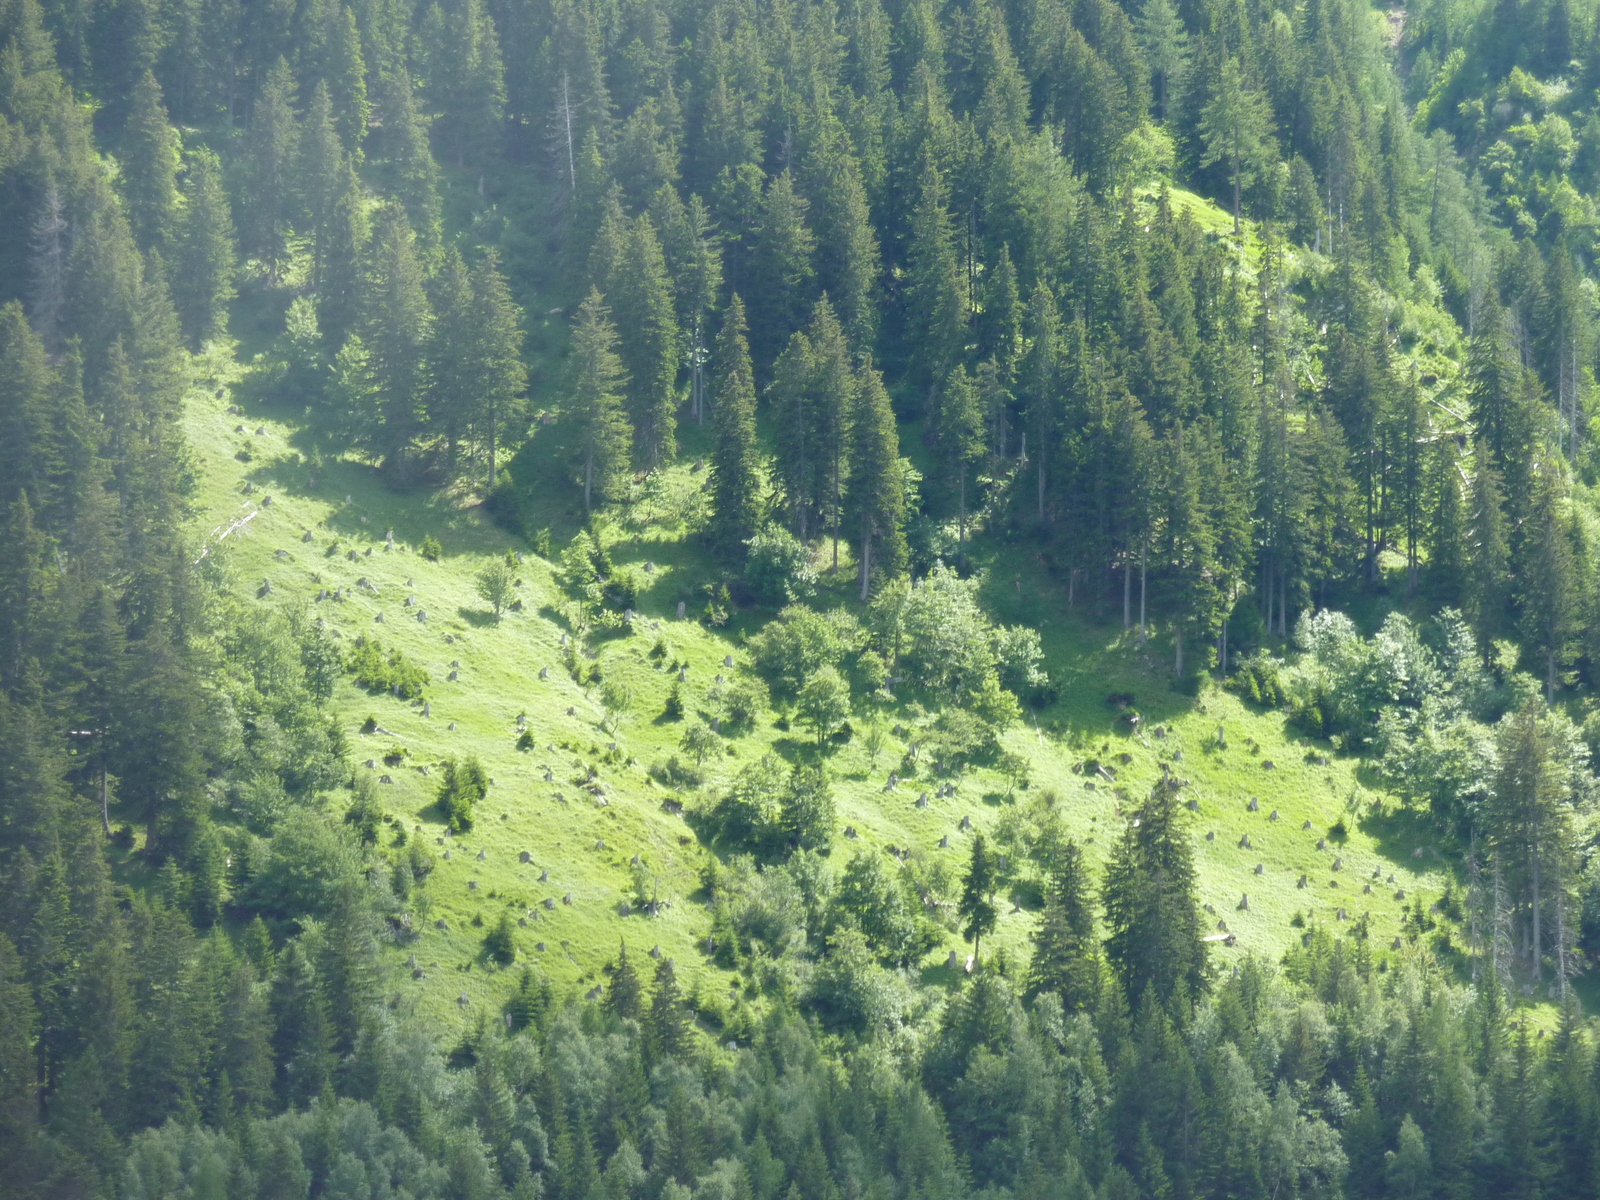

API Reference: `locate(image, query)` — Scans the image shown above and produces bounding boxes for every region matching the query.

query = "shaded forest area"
[12,0,1600,1193]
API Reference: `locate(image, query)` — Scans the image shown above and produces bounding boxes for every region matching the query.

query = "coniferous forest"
[23,0,1600,1193]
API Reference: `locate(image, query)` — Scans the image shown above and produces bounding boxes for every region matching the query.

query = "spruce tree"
[1197,58,1273,234]
[958,834,998,962]
[569,289,632,513]
[467,249,526,488]
[799,123,880,350]
[748,171,817,368]
[647,956,690,1062]
[315,156,367,350]
[978,244,1021,377]
[380,69,443,253]
[1465,439,1511,646]
[356,205,432,476]
[1519,465,1579,700]
[605,941,642,1021]
[649,187,722,423]
[609,217,681,471]
[120,71,179,252]
[707,296,763,557]
[934,365,984,567]
[241,57,299,283]
[848,361,906,600]
[1028,841,1101,1011]
[1427,434,1467,600]
[0,933,41,1189]
[1102,774,1205,1011]
[905,152,968,403]
[172,149,236,350]
[427,248,476,478]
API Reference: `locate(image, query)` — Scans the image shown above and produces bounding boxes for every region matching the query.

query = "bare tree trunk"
[1139,540,1147,645]
[859,531,872,601]
[1123,553,1131,629]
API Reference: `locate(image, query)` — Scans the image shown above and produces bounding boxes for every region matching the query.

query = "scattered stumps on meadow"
[1364,883,1373,894]
[468,880,478,890]
[520,851,532,863]
[917,793,929,808]
[1302,819,1313,830]
[1395,889,1406,900]
[1206,831,1215,841]
[448,722,457,731]
[1238,894,1250,910]
[544,898,555,910]
[458,994,470,1007]
[1331,857,1342,870]
[477,849,487,860]
[1254,863,1264,875]
[536,942,547,952]
[1186,798,1200,812]
[1238,835,1252,849]
[1247,797,1259,812]
[1262,760,1275,770]
[1317,838,1327,850]
[844,826,857,839]
[724,654,734,668]
[563,893,573,905]
[960,815,972,830]
[413,968,426,979]
[540,667,550,679]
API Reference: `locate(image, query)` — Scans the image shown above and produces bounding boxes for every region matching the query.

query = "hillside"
[186,321,1452,1029]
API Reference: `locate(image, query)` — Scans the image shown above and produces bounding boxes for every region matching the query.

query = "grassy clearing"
[185,359,1460,1030]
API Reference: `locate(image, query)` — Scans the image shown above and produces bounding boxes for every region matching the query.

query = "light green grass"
[184,355,1457,1033]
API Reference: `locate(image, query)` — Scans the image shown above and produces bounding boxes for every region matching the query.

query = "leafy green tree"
[708,296,763,556]
[476,560,515,617]
[782,762,835,847]
[958,834,998,962]
[797,665,851,744]
[172,149,235,349]
[569,289,632,513]
[1197,57,1273,234]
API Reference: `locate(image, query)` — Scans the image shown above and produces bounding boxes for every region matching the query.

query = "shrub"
[531,528,553,558]
[420,534,442,561]
[437,756,487,831]
[649,755,704,790]
[744,524,817,605]
[343,777,383,844]
[484,911,517,965]
[721,676,769,727]
[1229,649,1286,707]
[663,680,684,720]
[346,638,429,699]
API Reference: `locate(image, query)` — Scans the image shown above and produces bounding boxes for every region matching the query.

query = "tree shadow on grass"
[1358,802,1459,874]
[456,608,500,629]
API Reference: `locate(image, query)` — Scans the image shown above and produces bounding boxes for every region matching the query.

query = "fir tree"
[120,72,179,251]
[748,171,817,368]
[172,149,236,350]
[848,361,906,600]
[468,249,526,488]
[959,834,998,962]
[569,289,632,513]
[1028,841,1101,1011]
[1197,58,1273,234]
[708,296,763,557]
[605,941,642,1021]
[609,217,681,471]
[1465,439,1511,646]
[905,152,968,403]
[934,365,984,567]
[1102,774,1205,1011]
[241,58,299,283]
[355,205,432,476]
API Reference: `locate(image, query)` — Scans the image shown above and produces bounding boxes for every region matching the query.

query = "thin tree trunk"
[1139,545,1147,645]
[1532,833,1543,982]
[584,451,593,514]
[1175,626,1184,677]
[101,753,111,838]
[1123,553,1132,629]
[860,531,872,601]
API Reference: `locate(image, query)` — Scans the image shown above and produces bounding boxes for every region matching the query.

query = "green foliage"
[475,560,515,617]
[484,910,517,965]
[748,605,852,696]
[745,525,817,605]
[420,534,442,561]
[345,637,429,699]
[436,756,488,831]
